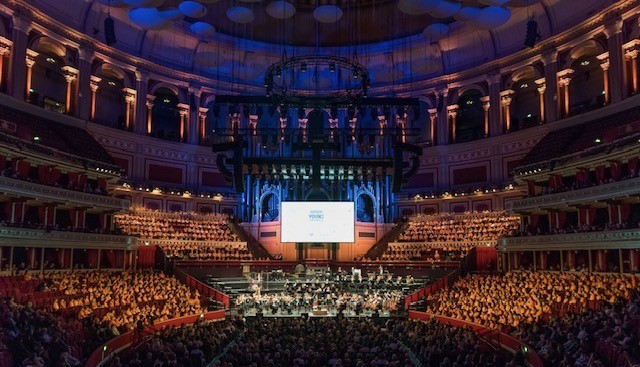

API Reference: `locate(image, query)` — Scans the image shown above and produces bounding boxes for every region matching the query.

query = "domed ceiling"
[101,0,534,46]
[19,0,610,90]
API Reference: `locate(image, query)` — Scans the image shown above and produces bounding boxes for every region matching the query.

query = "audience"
[112,319,239,367]
[115,209,252,261]
[390,318,519,367]
[425,271,638,331]
[373,212,518,262]
[214,316,412,367]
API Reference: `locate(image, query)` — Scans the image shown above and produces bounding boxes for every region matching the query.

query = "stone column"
[8,15,31,99]
[427,108,437,144]
[145,95,155,134]
[534,78,546,123]
[122,87,136,131]
[198,107,209,143]
[61,66,78,115]
[435,86,449,145]
[177,103,190,143]
[597,52,611,104]
[187,86,201,145]
[541,49,559,123]
[446,104,458,144]
[487,72,502,137]
[500,89,514,133]
[480,96,490,137]
[134,70,148,135]
[24,49,38,101]
[603,16,625,102]
[76,46,94,120]
[0,38,11,92]
[623,39,640,95]
[557,68,574,118]
[89,75,101,121]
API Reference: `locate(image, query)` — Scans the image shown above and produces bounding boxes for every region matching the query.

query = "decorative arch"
[451,83,487,105]
[93,61,134,88]
[258,185,280,222]
[29,35,66,59]
[148,81,186,103]
[563,39,607,69]
[304,188,331,201]
[506,65,543,89]
[354,184,378,223]
[455,89,485,142]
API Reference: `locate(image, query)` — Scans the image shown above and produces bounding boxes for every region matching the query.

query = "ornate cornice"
[0,176,129,211]
[497,229,640,252]
[507,176,640,212]
[0,227,137,250]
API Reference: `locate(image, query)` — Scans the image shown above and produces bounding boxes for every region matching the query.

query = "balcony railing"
[498,229,640,252]
[0,226,138,249]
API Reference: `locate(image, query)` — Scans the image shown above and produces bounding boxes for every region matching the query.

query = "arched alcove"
[260,192,280,222]
[151,87,180,141]
[455,89,484,143]
[93,63,128,129]
[356,193,375,223]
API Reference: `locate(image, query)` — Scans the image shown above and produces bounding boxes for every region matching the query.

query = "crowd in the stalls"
[161,243,252,261]
[425,271,638,331]
[377,242,473,262]
[1,270,207,367]
[115,209,239,242]
[214,316,413,367]
[512,294,640,367]
[398,212,520,243]
[390,318,524,367]
[108,319,240,367]
[1,297,87,367]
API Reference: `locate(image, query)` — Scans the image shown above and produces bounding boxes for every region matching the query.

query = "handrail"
[85,310,226,367]
[404,269,459,310]
[407,311,543,367]
[137,239,248,248]
[174,268,230,309]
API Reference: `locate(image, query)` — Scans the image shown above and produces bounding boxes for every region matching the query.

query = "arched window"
[151,88,180,141]
[511,78,540,131]
[456,90,484,143]
[94,64,128,129]
[569,55,605,115]
[356,194,374,222]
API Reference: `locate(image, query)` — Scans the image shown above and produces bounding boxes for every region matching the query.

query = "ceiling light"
[108,81,116,86]
[580,60,590,66]
[520,83,528,88]
[46,57,56,64]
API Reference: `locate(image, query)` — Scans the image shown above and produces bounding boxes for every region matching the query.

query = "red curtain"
[38,165,49,183]
[587,207,596,226]
[87,249,99,268]
[97,178,107,191]
[0,155,6,170]
[557,211,567,228]
[68,172,79,189]
[526,180,536,196]
[628,157,638,175]
[595,165,606,183]
[137,245,157,269]
[470,247,497,271]
[548,211,557,229]
[620,204,631,222]
[609,204,619,224]
[17,160,30,179]
[105,250,117,268]
[609,161,621,181]
[69,209,77,228]
[48,168,61,185]
[37,206,46,224]
[529,215,540,228]
[78,174,87,189]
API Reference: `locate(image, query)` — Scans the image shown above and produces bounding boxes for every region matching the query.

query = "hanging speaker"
[104,16,116,46]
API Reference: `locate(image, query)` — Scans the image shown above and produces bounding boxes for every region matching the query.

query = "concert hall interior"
[1,0,640,366]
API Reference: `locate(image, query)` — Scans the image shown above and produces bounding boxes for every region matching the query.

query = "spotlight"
[104,15,117,46]
[329,63,335,72]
